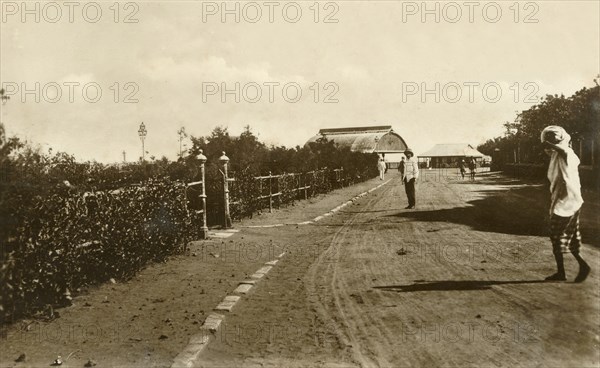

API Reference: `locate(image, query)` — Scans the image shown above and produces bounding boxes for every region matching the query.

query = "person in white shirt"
[541,126,590,282]
[402,149,419,209]
[377,154,387,180]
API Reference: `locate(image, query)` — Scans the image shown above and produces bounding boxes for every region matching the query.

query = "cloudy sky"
[1,1,598,162]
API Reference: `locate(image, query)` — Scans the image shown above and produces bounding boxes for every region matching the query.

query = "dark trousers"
[404,178,416,206]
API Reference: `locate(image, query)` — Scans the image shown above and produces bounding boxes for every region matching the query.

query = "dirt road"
[198,172,599,367]
[2,171,599,367]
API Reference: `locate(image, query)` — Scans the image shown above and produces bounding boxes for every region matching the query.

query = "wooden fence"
[229,168,339,212]
[186,151,349,237]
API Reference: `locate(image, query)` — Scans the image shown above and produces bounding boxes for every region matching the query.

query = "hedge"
[0,125,379,324]
[0,180,197,324]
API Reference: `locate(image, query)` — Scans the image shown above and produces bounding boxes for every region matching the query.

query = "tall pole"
[138,122,147,161]
[177,127,186,158]
[219,151,232,229]
[197,149,208,239]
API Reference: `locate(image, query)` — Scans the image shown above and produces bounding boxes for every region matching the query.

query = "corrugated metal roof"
[305,126,408,153]
[319,126,392,134]
[419,144,485,157]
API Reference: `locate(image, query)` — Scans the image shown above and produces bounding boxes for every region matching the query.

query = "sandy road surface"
[2,172,598,367]
[198,172,599,367]
[0,177,387,367]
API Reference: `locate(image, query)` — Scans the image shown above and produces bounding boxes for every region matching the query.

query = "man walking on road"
[398,157,405,184]
[402,148,419,209]
[459,159,467,180]
[541,126,590,282]
[468,158,477,181]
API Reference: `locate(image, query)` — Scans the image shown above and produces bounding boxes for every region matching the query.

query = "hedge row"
[0,125,379,324]
[0,180,198,324]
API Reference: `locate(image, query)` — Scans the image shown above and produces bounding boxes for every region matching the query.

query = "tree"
[234,125,267,172]
[479,84,600,165]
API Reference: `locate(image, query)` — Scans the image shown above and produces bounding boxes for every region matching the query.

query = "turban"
[541,125,571,148]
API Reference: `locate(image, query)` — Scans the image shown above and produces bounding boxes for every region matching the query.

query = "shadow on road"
[386,179,599,247]
[339,209,395,214]
[373,279,552,292]
[452,171,541,187]
[387,187,547,236]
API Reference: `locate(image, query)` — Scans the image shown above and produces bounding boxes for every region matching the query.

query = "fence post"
[303,173,308,200]
[278,173,283,209]
[219,151,232,228]
[258,177,263,211]
[198,150,209,239]
[268,171,273,213]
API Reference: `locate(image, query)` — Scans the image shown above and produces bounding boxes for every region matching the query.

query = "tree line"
[477,83,599,168]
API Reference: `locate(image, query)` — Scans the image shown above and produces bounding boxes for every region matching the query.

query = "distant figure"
[459,159,467,180]
[402,149,419,209]
[541,126,589,282]
[398,157,405,184]
[468,158,476,181]
[377,154,386,180]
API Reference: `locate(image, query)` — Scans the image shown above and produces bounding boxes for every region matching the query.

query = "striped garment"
[550,210,581,254]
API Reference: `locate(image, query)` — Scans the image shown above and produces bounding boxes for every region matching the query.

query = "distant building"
[305,125,408,154]
[418,143,486,168]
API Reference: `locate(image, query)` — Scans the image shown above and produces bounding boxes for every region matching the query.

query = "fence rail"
[187,157,595,236]
[247,169,334,213]
[186,152,351,232]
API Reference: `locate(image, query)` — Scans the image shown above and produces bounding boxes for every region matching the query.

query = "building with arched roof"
[305,125,408,154]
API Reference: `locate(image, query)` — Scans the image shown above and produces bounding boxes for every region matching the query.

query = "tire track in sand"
[304,174,600,368]
[305,183,397,368]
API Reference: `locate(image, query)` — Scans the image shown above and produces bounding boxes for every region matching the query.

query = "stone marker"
[171,333,210,368]
[201,313,224,332]
[234,284,253,294]
[255,266,272,275]
[214,296,240,312]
